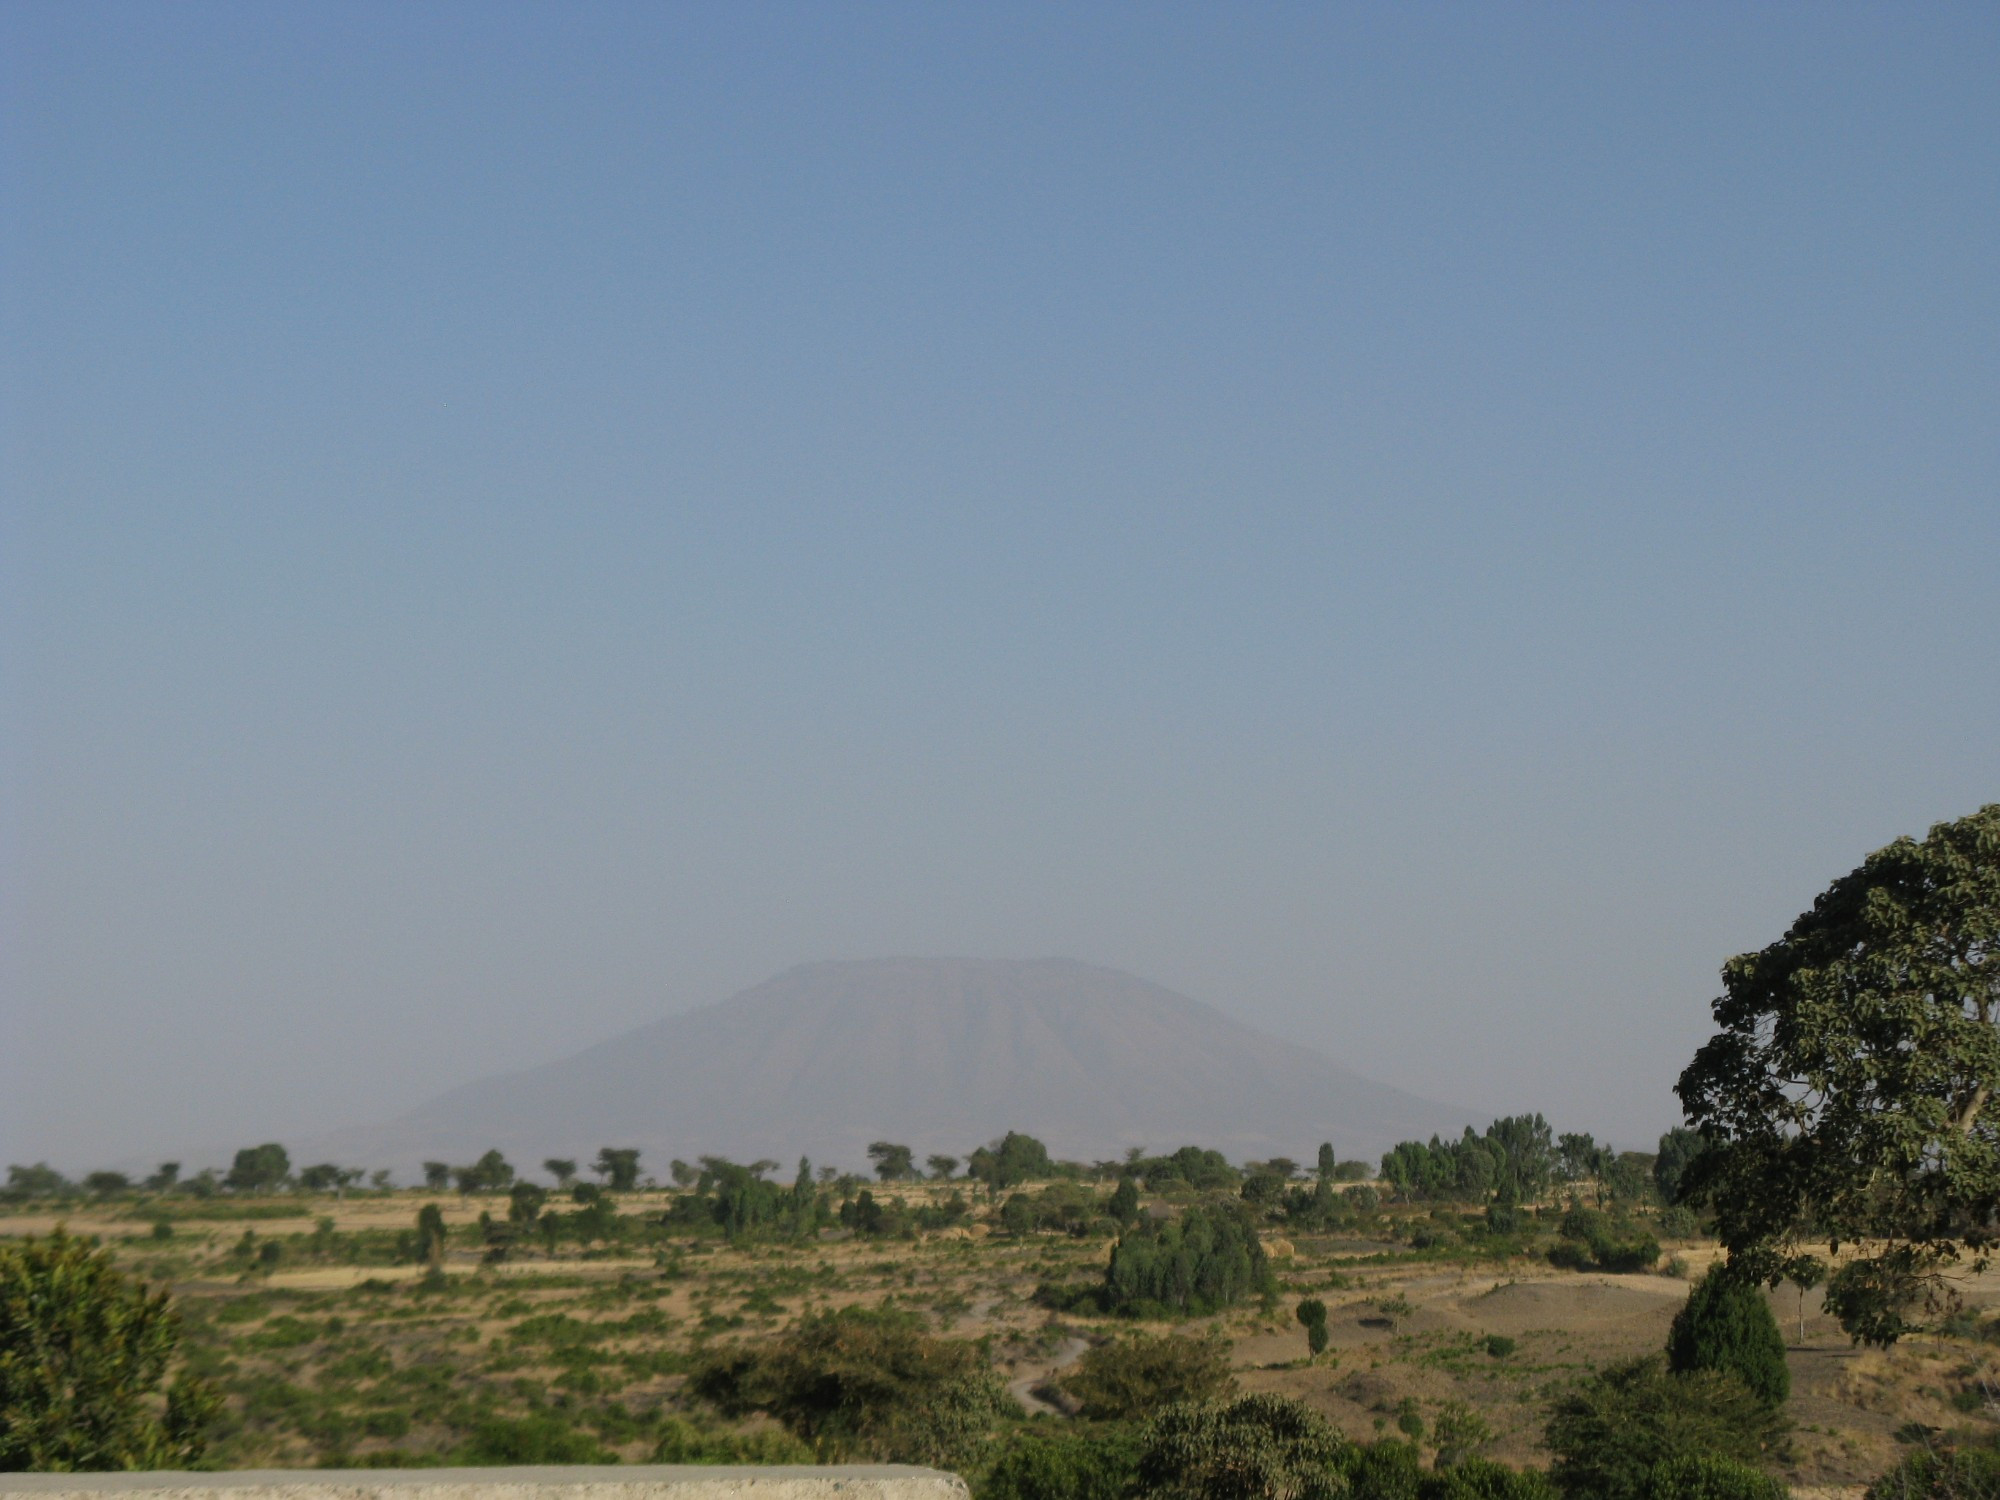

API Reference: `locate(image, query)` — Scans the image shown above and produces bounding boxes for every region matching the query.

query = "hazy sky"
[4,4,1996,1172]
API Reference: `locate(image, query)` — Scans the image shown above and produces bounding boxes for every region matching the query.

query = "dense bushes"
[984,1426,1147,1500]
[0,1228,220,1470]
[1866,1444,2000,1500]
[1102,1203,1272,1316]
[1136,1393,1353,1500]
[1059,1332,1236,1421]
[1544,1356,1786,1500]
[1667,1268,1790,1408]
[688,1304,1010,1466]
[1547,1206,1660,1274]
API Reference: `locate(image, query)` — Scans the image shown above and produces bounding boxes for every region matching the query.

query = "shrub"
[1485,1335,1517,1359]
[1866,1446,2000,1500]
[1350,1439,1422,1500]
[1297,1299,1329,1359]
[1644,1454,1790,1500]
[1060,1332,1236,1420]
[1667,1268,1790,1409]
[1544,1355,1787,1500]
[1136,1393,1353,1500]
[650,1417,812,1464]
[1419,1458,1559,1500]
[1103,1203,1272,1316]
[1432,1401,1495,1467]
[1660,1207,1701,1240]
[984,1426,1145,1500]
[688,1304,1009,1466]
[0,1228,220,1470]
[456,1413,618,1464]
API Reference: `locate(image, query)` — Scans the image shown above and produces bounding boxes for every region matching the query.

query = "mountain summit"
[315,958,1473,1174]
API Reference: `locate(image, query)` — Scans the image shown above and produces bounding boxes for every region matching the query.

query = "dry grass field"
[6,1184,1997,1490]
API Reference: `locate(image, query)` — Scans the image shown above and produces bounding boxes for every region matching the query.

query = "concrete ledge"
[0,1467,970,1500]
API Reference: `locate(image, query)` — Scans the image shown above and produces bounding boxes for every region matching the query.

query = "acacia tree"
[1676,804,2000,1345]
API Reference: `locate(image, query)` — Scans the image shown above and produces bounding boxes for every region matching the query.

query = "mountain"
[308,957,1475,1175]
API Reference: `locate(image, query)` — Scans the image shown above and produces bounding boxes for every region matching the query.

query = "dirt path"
[1008,1335,1091,1415]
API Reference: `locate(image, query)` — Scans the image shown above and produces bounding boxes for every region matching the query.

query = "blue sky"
[4,3,1996,1169]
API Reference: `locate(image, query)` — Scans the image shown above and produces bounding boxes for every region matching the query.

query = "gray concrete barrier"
[0,1467,970,1500]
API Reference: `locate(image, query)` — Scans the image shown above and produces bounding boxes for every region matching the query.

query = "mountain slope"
[310,958,1474,1174]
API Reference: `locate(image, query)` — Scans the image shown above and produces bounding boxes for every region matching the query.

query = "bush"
[1061,1331,1237,1420]
[650,1417,812,1464]
[456,1413,618,1464]
[1660,1207,1701,1240]
[1549,1207,1660,1274]
[1136,1393,1353,1500]
[1351,1438,1421,1500]
[1419,1457,1558,1500]
[984,1426,1145,1500]
[0,1228,220,1470]
[688,1304,1010,1466]
[1644,1454,1790,1500]
[1544,1355,1787,1500]
[1866,1446,2000,1500]
[1485,1335,1518,1359]
[1103,1203,1272,1317]
[1667,1268,1790,1409]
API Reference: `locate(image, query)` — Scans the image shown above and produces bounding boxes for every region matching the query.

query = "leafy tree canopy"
[1544,1355,1786,1500]
[868,1142,916,1181]
[0,1228,220,1470]
[1676,805,2000,1343]
[1059,1331,1236,1421]
[1666,1267,1790,1409]
[1135,1393,1353,1500]
[224,1143,290,1193]
[593,1147,641,1192]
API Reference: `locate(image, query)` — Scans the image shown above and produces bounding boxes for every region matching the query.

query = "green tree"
[296,1163,343,1193]
[415,1203,448,1270]
[141,1163,179,1193]
[593,1147,641,1191]
[1104,1202,1272,1316]
[1675,805,2000,1344]
[1110,1176,1142,1226]
[0,1229,220,1470]
[422,1160,450,1190]
[867,1142,916,1181]
[689,1304,1008,1466]
[224,1142,290,1193]
[1666,1267,1790,1409]
[986,1427,1145,1500]
[1059,1332,1236,1420]
[1317,1142,1337,1181]
[81,1173,129,1198]
[1544,1355,1786,1500]
[926,1154,960,1180]
[1655,1129,1706,1206]
[1296,1298,1329,1359]
[1135,1392,1352,1500]
[969,1131,1055,1190]
[542,1158,578,1188]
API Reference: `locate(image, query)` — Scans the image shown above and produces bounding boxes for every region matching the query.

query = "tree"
[1666,1267,1790,1409]
[1544,1356,1786,1500]
[1103,1202,1272,1316]
[1110,1176,1142,1226]
[670,1159,698,1189]
[593,1148,641,1192]
[0,1228,219,1469]
[689,1305,1008,1466]
[415,1203,448,1270]
[927,1154,960,1180]
[454,1150,513,1193]
[296,1164,343,1193]
[6,1164,70,1200]
[1134,1393,1352,1500]
[1676,805,2000,1344]
[224,1142,290,1193]
[142,1164,180,1193]
[1317,1143,1337,1181]
[543,1158,578,1189]
[1295,1298,1329,1359]
[1060,1332,1236,1421]
[1655,1129,1706,1206]
[1556,1134,1603,1184]
[968,1131,1054,1190]
[82,1172,130,1198]
[422,1161,451,1191]
[867,1142,916,1182]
